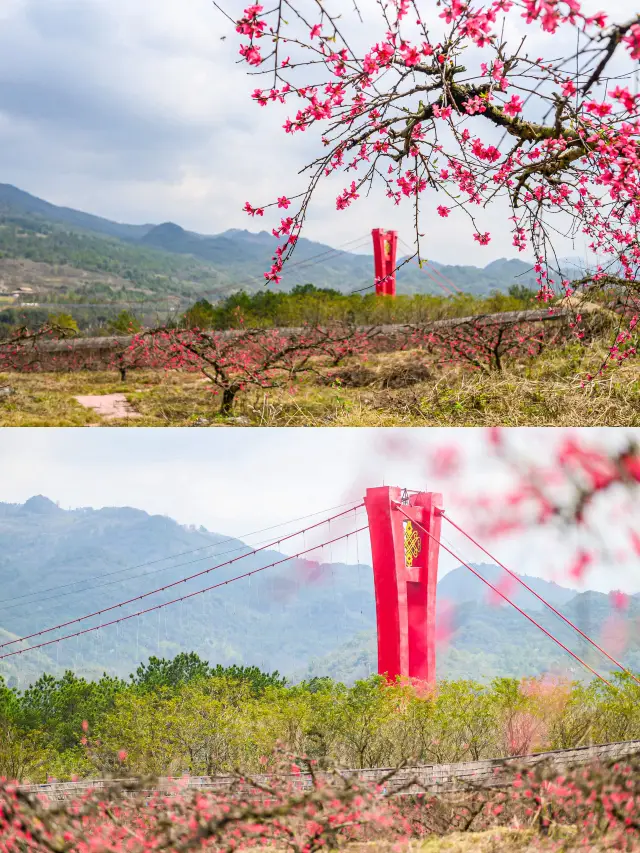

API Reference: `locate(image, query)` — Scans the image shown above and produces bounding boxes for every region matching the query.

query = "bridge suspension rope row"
[442,513,640,687]
[393,503,615,688]
[0,523,367,662]
[0,504,364,654]
[0,500,365,615]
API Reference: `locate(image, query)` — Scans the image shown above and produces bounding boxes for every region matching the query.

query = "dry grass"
[0,372,217,427]
[341,835,533,853]
[327,827,582,853]
[2,340,639,427]
[258,829,580,853]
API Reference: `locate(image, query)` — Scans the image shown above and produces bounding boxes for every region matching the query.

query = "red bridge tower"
[371,229,398,296]
[364,486,443,684]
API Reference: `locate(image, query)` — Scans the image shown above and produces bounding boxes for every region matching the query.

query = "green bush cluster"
[180,284,540,330]
[1,281,540,336]
[2,652,639,783]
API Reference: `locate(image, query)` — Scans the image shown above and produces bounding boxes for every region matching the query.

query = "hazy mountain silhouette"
[0,183,153,241]
[0,183,547,296]
[1,498,632,688]
[437,563,577,610]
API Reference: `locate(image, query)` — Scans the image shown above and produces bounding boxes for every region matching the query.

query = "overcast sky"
[1,0,637,266]
[1,427,639,595]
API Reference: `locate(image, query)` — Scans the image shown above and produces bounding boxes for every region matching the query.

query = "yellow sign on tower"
[404,520,421,567]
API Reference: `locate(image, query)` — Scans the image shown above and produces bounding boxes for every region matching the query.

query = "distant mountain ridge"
[0,183,154,241]
[0,183,546,298]
[1,497,637,688]
[437,563,578,611]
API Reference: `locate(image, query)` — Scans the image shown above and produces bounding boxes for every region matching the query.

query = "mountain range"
[1,497,638,689]
[0,183,544,305]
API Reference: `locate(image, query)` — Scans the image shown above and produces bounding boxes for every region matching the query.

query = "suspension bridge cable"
[202,235,371,297]
[17,233,375,312]
[399,237,465,295]
[281,236,371,273]
[420,257,464,295]
[393,504,613,687]
[420,265,456,296]
[399,239,451,296]
[265,238,372,292]
[99,234,373,310]
[0,540,267,616]
[42,233,374,310]
[0,524,373,620]
[0,499,365,612]
[194,234,372,304]
[442,513,640,686]
[398,238,457,296]
[0,504,365,652]
[430,266,463,295]
[276,234,371,269]
[0,525,369,662]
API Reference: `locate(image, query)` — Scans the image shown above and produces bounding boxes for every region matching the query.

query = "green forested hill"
[301,592,640,685]
[0,182,153,240]
[0,183,545,303]
[0,497,376,687]
[0,217,229,300]
[1,497,636,689]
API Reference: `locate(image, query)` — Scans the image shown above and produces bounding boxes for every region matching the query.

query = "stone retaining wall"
[18,739,640,801]
[1,309,577,373]
[32,309,573,353]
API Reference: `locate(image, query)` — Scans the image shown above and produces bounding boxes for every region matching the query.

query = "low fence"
[31,308,576,352]
[0,308,578,374]
[18,739,640,801]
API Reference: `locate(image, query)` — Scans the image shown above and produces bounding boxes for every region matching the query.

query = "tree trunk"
[220,386,239,415]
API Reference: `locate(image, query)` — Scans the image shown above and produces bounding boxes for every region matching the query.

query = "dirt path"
[74,393,141,421]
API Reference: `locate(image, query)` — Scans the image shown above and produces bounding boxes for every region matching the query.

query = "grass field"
[357,830,580,852]
[1,341,639,427]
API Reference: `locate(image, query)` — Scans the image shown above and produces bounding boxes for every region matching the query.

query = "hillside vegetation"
[0,184,546,309]
[1,498,638,688]
[178,285,540,330]
[0,217,228,303]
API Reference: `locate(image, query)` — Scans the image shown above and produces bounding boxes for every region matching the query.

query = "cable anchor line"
[392,503,613,688]
[0,526,369,662]
[0,504,364,652]
[443,512,640,687]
